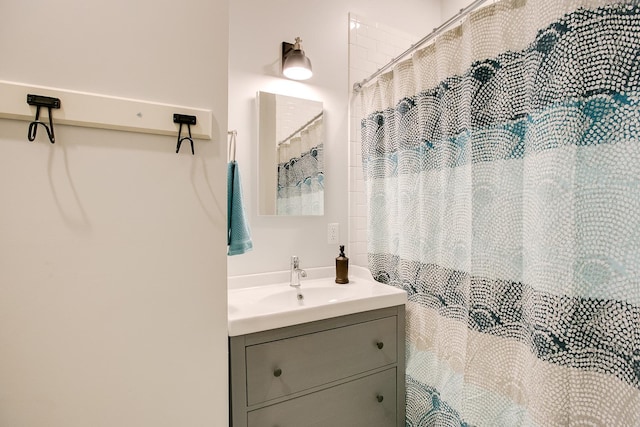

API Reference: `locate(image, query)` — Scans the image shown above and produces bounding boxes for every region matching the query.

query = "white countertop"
[227,267,407,336]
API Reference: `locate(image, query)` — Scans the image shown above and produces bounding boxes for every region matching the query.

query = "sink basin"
[228,276,406,336]
[259,285,354,307]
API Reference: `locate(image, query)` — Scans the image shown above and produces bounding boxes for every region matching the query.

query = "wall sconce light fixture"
[282,37,313,80]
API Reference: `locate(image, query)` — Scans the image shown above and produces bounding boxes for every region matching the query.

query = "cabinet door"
[246,316,397,405]
[247,368,396,427]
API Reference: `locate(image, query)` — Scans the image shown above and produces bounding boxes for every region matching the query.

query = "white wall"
[0,1,229,426]
[228,0,440,277]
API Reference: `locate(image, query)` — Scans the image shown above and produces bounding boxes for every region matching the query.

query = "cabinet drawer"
[246,316,396,405]
[247,368,396,427]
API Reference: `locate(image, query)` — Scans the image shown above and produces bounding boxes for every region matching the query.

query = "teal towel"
[227,161,253,256]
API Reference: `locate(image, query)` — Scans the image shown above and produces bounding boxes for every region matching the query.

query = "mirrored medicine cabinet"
[257,91,324,216]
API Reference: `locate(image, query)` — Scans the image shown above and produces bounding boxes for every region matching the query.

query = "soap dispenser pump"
[335,245,349,284]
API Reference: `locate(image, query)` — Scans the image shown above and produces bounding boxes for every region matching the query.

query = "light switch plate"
[328,223,339,244]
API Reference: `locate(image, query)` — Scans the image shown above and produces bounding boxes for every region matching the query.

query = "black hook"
[174,114,197,155]
[27,94,60,144]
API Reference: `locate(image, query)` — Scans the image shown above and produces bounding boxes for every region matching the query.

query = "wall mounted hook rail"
[174,113,197,155]
[27,94,60,144]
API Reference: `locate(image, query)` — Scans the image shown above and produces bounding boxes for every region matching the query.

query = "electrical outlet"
[327,223,339,245]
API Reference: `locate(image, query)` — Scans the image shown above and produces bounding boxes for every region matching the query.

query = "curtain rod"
[352,0,493,93]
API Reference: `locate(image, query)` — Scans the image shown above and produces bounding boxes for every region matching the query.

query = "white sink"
[227,275,407,336]
[258,285,354,306]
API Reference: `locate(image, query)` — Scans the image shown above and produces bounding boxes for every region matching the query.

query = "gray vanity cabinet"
[229,305,405,427]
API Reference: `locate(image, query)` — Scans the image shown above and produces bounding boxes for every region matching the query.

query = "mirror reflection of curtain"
[277,116,324,215]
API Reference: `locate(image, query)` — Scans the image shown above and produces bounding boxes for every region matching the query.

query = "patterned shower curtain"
[277,117,324,215]
[358,0,640,425]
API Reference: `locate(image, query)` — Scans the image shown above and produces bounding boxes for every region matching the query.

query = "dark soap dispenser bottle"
[335,245,349,284]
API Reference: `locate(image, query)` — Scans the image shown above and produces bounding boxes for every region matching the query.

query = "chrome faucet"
[290,255,307,287]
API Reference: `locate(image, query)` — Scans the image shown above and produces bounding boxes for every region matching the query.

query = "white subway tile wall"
[348,13,419,268]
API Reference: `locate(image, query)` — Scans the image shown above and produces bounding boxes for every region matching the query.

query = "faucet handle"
[291,255,299,269]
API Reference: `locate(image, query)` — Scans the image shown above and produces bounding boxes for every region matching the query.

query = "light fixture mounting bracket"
[281,41,294,70]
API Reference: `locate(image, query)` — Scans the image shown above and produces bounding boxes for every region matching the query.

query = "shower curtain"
[277,117,324,215]
[358,0,640,425]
